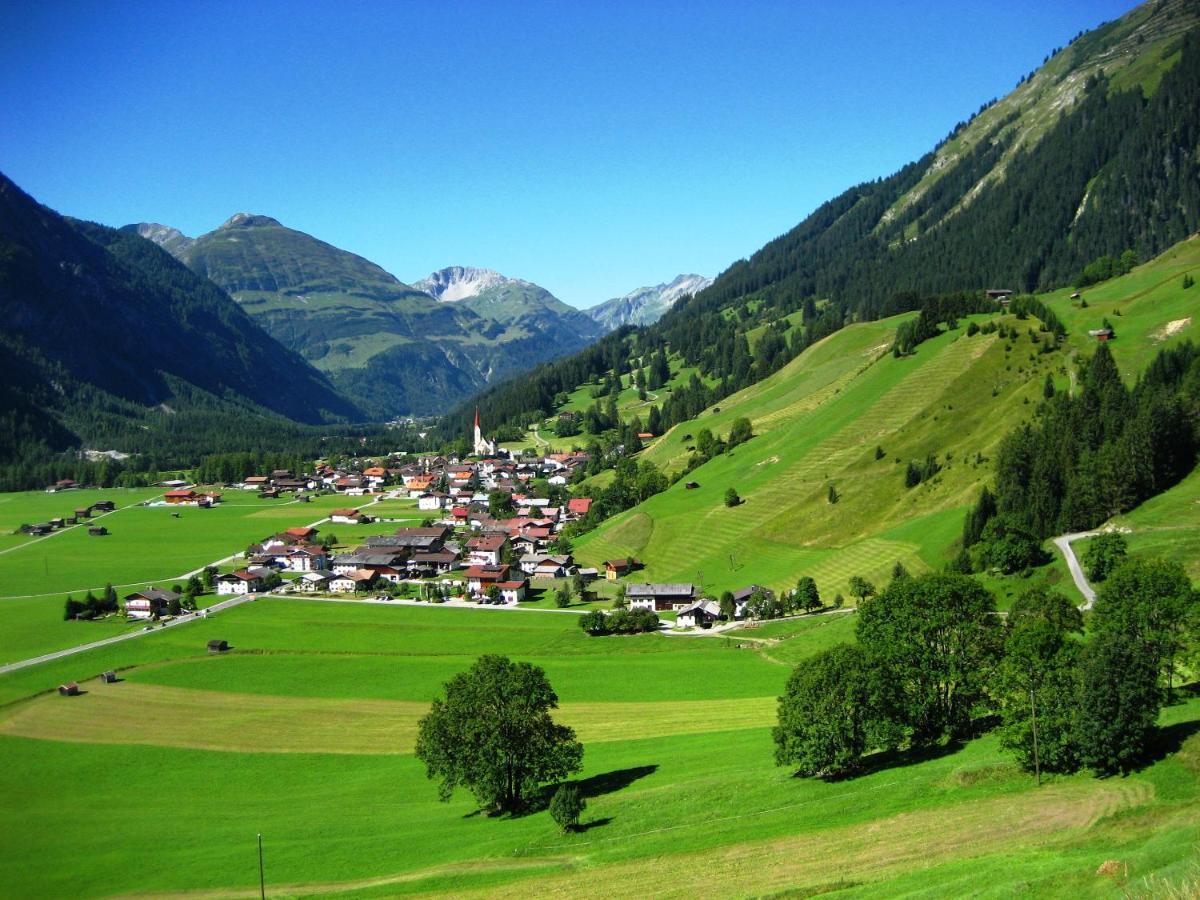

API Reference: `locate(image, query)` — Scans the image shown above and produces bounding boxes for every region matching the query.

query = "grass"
[0,490,396,662]
[0,596,1197,897]
[572,236,1200,602]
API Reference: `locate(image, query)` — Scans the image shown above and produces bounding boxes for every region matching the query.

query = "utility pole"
[257,833,265,899]
[1029,686,1041,786]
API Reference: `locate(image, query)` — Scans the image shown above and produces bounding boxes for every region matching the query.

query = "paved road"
[1053,531,1099,609]
[0,593,255,676]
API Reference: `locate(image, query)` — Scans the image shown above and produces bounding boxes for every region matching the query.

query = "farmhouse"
[676,599,721,628]
[216,567,271,595]
[163,489,199,505]
[627,583,696,612]
[466,534,508,566]
[732,584,776,618]
[497,580,528,604]
[465,564,510,594]
[329,569,376,593]
[294,570,336,592]
[123,587,181,619]
[330,508,369,525]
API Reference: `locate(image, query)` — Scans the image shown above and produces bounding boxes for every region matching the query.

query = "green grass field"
[0,490,411,662]
[0,598,1196,898]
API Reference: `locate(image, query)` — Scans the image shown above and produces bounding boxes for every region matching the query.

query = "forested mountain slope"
[446,5,1200,439]
[0,173,364,481]
[573,239,1200,599]
[138,221,602,417]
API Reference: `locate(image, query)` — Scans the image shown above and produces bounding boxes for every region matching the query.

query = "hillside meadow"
[0,599,1196,898]
[571,238,1200,602]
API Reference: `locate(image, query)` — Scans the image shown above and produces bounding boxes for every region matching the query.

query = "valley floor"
[0,600,1197,898]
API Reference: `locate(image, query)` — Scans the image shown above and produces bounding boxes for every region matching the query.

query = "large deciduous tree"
[415,655,583,814]
[856,573,1001,744]
[995,588,1084,776]
[774,643,890,778]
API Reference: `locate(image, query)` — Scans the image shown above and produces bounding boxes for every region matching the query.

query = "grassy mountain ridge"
[0,173,363,466]
[140,221,603,417]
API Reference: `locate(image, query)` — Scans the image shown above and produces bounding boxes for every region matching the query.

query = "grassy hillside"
[572,237,1200,600]
[0,600,1196,897]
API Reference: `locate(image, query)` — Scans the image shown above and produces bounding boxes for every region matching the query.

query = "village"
[38,411,788,633]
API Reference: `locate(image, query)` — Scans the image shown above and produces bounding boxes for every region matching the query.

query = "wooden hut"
[100,671,118,684]
[88,526,108,537]
[58,682,80,696]
[74,507,92,519]
[207,639,229,653]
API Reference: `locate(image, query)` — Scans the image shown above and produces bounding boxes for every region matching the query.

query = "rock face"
[135,223,194,257]
[586,274,712,330]
[415,266,525,302]
[134,222,604,417]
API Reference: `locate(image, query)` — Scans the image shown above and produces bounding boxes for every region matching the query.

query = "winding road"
[1052,531,1099,609]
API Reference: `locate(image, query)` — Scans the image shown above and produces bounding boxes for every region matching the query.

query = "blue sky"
[1,1,1134,307]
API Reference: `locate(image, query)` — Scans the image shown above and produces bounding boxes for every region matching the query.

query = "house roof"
[464,564,510,580]
[124,587,181,603]
[626,583,695,598]
[567,498,592,514]
[331,508,361,517]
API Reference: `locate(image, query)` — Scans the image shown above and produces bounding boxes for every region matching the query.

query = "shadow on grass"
[1137,719,1200,771]
[815,741,967,783]
[519,765,659,817]
[576,816,613,832]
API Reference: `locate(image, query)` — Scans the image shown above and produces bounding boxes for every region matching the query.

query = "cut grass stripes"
[0,681,776,754]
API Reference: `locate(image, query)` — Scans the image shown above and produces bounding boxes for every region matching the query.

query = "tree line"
[774,561,1198,779]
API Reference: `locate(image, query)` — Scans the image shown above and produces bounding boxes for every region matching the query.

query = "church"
[472,409,497,457]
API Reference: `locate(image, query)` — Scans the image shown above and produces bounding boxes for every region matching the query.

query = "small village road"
[0,593,255,676]
[1053,531,1099,610]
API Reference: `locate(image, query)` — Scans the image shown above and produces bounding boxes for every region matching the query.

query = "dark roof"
[626,583,695,598]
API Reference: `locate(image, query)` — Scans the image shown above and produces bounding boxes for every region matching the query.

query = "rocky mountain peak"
[414,266,529,302]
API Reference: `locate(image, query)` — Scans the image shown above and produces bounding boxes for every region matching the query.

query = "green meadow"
[0,490,411,662]
[0,598,1196,898]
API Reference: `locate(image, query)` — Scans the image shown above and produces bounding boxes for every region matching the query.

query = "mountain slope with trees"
[444,5,1200,441]
[0,172,372,486]
[137,222,603,417]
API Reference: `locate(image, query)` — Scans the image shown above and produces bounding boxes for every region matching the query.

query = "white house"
[417,492,447,511]
[676,599,721,629]
[295,570,335,593]
[216,568,270,595]
[498,580,528,604]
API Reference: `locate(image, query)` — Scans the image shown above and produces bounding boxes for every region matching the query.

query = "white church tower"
[473,408,496,456]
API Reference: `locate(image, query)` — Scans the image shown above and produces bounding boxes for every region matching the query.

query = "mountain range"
[584,273,713,330]
[133,219,606,418]
[0,173,362,465]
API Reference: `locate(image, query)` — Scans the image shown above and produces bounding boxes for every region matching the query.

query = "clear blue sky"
[1,0,1134,307]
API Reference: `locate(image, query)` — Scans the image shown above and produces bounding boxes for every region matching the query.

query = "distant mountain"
[414,266,520,302]
[417,265,604,348]
[586,274,712,330]
[0,172,362,462]
[136,221,603,417]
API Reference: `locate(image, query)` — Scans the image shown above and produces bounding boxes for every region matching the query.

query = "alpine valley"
[3,2,1200,898]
